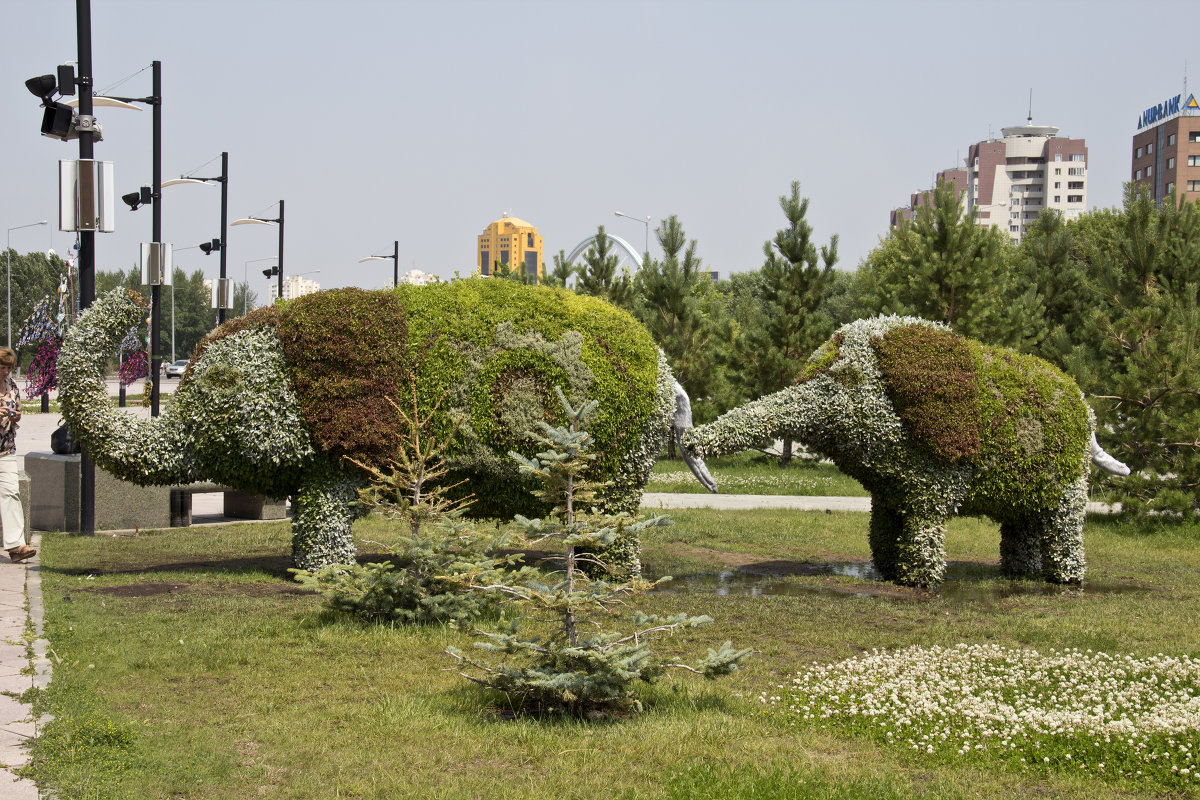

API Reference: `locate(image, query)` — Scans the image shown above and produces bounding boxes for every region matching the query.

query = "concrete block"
[224,490,287,520]
[24,452,171,532]
[16,473,29,546]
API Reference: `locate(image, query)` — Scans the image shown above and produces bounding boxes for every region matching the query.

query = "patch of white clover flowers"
[761,644,1200,787]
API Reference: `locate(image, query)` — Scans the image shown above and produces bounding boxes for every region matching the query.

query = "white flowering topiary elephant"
[680,316,1129,588]
[58,283,713,571]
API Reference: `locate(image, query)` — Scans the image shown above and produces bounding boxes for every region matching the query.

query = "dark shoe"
[8,547,36,563]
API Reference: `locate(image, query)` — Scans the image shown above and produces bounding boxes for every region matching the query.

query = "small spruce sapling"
[292,383,533,625]
[446,387,751,715]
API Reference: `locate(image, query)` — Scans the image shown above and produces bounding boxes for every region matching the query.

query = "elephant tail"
[673,382,717,493]
[1090,433,1130,476]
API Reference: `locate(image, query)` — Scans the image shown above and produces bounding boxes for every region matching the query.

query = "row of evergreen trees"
[525,181,1200,518]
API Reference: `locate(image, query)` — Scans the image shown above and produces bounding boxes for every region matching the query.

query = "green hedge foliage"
[202,280,663,517]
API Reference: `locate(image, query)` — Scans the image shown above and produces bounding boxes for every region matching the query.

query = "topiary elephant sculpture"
[58,281,714,571]
[680,315,1129,588]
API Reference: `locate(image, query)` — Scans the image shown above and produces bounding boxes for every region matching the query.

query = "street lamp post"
[232,200,284,300]
[357,240,399,287]
[6,220,48,348]
[243,257,276,314]
[163,150,230,323]
[613,210,651,264]
[100,60,165,416]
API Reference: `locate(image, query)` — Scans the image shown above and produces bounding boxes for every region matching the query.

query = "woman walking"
[0,347,34,563]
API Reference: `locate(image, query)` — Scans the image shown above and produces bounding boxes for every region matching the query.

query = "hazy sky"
[1,0,1193,296]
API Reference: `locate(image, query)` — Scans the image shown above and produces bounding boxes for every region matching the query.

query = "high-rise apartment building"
[967,121,1087,243]
[268,274,320,302]
[477,214,544,279]
[890,168,969,228]
[1130,90,1200,205]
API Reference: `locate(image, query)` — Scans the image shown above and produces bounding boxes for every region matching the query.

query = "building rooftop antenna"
[1027,88,1033,124]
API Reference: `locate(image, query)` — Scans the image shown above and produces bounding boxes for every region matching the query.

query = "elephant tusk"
[673,381,718,493]
[1090,432,1130,476]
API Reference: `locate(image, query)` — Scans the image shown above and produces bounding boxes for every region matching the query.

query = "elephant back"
[869,321,1090,513]
[201,282,663,517]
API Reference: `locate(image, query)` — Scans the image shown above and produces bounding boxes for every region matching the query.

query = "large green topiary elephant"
[680,315,1129,588]
[59,281,713,570]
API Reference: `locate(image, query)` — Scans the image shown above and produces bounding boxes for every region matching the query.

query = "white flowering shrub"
[684,316,1102,588]
[762,644,1200,791]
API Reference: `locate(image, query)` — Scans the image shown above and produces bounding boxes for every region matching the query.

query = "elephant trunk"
[682,383,813,465]
[58,289,197,486]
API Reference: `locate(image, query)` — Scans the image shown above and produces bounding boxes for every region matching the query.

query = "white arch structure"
[565,233,644,267]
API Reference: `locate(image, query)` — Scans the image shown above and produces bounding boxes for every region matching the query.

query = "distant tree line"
[525,180,1200,518]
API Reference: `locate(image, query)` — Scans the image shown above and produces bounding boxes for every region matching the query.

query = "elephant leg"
[290,469,362,571]
[1000,520,1042,579]
[1034,477,1088,584]
[868,501,904,582]
[870,500,947,587]
[894,514,948,588]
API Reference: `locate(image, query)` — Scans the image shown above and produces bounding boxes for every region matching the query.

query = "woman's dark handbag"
[51,423,81,455]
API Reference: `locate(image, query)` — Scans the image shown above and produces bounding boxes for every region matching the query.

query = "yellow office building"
[477,214,544,279]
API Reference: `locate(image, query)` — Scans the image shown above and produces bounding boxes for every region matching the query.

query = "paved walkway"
[642,492,1118,515]
[0,538,47,799]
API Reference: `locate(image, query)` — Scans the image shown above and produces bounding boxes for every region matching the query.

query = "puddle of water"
[645,560,1149,602]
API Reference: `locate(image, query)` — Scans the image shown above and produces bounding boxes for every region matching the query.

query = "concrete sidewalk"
[642,492,1118,515]
[0,540,48,799]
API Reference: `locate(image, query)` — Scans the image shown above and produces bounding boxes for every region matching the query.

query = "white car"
[165,359,189,379]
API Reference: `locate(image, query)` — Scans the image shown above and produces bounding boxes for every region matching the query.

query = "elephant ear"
[871,323,982,464]
[276,288,413,467]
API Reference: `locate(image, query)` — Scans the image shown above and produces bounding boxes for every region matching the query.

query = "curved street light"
[93,60,165,416]
[232,200,284,300]
[614,210,651,263]
[357,240,399,287]
[164,152,230,323]
[6,220,48,348]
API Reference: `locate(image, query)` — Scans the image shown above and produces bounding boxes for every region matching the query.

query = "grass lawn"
[24,509,1200,799]
[647,452,868,496]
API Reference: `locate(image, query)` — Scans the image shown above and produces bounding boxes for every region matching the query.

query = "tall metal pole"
[149,59,162,417]
[217,151,228,324]
[76,0,96,535]
[393,240,399,288]
[276,200,284,300]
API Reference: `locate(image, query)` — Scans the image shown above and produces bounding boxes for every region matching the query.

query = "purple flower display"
[118,350,148,386]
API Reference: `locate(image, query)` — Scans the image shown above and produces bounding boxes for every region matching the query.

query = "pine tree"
[575,226,635,309]
[540,250,577,289]
[1065,188,1200,517]
[292,382,534,624]
[633,216,722,440]
[859,180,1028,346]
[728,181,838,465]
[446,389,751,716]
